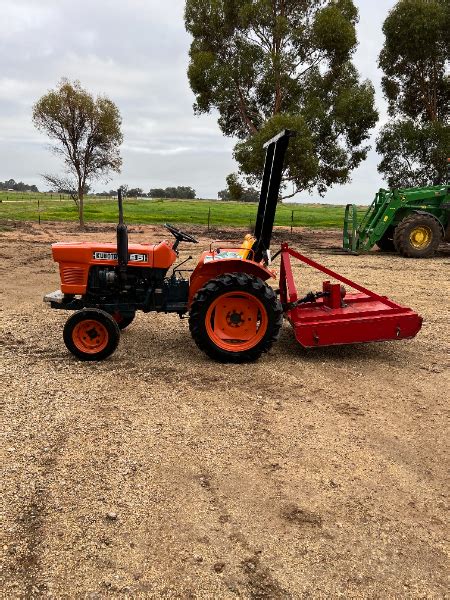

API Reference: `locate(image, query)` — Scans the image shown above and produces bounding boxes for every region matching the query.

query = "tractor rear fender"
[188,255,274,306]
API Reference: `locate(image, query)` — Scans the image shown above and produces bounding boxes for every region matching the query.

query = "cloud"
[0,0,396,201]
[1,2,56,38]
[122,144,193,156]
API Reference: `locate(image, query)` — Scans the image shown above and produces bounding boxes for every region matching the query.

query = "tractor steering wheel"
[164,223,199,244]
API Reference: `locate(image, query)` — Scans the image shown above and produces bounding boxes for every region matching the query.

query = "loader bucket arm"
[252,130,296,262]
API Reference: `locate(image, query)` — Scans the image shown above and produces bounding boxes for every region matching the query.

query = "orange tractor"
[44,131,422,362]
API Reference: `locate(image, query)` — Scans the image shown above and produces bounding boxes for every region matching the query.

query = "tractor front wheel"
[375,227,396,252]
[63,309,120,361]
[394,214,442,258]
[189,273,283,363]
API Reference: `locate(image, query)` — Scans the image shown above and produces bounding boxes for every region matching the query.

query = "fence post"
[291,210,294,233]
[207,207,211,232]
[38,197,40,225]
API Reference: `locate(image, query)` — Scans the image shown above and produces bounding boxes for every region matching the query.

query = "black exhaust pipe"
[117,189,128,283]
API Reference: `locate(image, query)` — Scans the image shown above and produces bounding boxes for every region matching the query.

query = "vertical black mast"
[252,130,296,262]
[116,188,128,283]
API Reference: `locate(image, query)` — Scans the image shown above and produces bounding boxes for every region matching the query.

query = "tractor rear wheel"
[189,273,283,363]
[394,213,442,258]
[63,309,120,361]
[375,227,396,252]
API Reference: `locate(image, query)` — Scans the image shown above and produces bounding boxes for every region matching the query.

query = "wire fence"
[0,195,305,231]
[0,193,349,230]
[0,192,74,202]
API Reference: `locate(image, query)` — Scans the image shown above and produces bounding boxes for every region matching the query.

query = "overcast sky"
[0,0,397,204]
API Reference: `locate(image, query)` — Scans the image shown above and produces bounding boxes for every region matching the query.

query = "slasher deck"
[279,244,423,348]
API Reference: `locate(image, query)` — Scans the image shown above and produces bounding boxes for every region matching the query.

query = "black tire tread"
[393,213,443,258]
[189,273,283,363]
[375,228,396,252]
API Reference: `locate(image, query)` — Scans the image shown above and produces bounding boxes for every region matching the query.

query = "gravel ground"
[1,221,449,598]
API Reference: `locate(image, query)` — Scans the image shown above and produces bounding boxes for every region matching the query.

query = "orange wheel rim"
[72,320,109,354]
[205,292,268,352]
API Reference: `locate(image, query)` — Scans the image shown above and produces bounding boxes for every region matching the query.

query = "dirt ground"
[1,221,449,598]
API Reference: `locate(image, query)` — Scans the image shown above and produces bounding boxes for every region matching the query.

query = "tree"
[376,0,449,187]
[165,186,196,199]
[185,0,378,198]
[224,173,244,200]
[148,186,197,199]
[377,120,448,188]
[241,187,260,202]
[32,79,123,227]
[0,179,39,192]
[43,174,91,203]
[219,173,260,201]
[127,187,144,198]
[149,188,167,198]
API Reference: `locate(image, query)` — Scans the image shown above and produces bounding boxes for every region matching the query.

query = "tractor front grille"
[62,267,86,285]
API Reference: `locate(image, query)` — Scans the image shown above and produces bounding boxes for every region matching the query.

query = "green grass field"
[0,192,361,229]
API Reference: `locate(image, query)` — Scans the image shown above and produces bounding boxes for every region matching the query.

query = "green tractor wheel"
[375,227,396,252]
[394,214,443,258]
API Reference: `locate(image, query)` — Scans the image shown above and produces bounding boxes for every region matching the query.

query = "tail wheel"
[189,273,283,363]
[63,309,120,361]
[393,213,443,258]
[111,310,136,330]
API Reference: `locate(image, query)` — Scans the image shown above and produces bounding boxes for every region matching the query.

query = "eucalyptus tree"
[376,0,449,188]
[185,0,378,198]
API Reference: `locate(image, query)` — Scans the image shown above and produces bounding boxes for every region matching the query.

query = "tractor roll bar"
[253,129,296,262]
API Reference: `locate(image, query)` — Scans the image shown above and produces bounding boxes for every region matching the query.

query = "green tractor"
[343,170,449,258]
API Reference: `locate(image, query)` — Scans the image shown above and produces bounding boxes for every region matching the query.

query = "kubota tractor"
[45,131,423,362]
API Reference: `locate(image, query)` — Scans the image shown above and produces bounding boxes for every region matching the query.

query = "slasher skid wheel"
[189,273,283,363]
[63,309,120,361]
